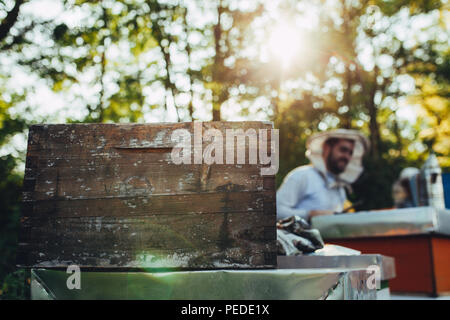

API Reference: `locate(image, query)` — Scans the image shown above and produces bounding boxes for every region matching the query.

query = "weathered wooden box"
[17,122,277,269]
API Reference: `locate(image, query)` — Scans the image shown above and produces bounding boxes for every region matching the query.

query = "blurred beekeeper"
[277,129,369,220]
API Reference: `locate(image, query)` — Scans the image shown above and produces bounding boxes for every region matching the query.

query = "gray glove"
[276,215,324,255]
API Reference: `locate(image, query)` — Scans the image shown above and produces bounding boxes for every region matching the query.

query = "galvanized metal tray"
[277,254,395,280]
[311,207,450,239]
[31,268,376,300]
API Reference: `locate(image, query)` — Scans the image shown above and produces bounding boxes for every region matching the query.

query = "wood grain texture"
[431,237,450,295]
[18,122,277,269]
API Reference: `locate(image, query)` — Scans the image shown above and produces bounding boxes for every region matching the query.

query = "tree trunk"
[367,67,381,158]
[212,0,224,121]
[182,7,195,121]
[97,4,108,123]
[152,5,180,122]
[342,64,353,129]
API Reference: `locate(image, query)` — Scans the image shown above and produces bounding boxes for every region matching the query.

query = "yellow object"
[343,200,356,213]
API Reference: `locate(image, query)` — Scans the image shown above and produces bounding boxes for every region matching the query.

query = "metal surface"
[277,254,396,280]
[311,207,450,239]
[31,268,376,300]
[420,154,446,209]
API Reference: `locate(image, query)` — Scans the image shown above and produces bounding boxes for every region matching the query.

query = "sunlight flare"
[268,23,301,68]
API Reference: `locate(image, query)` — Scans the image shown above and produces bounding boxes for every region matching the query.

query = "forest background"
[0,0,448,299]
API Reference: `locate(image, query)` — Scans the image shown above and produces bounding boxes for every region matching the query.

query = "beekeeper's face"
[392,182,408,205]
[323,138,355,175]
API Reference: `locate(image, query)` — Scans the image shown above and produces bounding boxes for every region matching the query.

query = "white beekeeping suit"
[277,129,370,220]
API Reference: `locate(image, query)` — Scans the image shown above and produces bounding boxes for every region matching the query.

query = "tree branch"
[0,0,24,43]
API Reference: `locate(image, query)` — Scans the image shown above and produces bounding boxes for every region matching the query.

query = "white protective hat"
[399,167,420,179]
[305,129,370,184]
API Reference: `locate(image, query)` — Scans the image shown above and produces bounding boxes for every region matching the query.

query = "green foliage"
[352,151,423,210]
[0,154,26,299]
[272,0,449,208]
[0,269,30,300]
[274,94,329,187]
[0,0,448,300]
[0,89,27,298]
[410,46,450,168]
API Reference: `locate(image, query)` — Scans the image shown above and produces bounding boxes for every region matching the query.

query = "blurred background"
[0,0,448,299]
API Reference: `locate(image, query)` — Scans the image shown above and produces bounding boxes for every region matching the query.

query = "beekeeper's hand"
[309,210,334,217]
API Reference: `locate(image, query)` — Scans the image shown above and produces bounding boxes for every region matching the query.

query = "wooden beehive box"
[17,122,277,269]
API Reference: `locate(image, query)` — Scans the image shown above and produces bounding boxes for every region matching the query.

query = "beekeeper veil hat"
[306,129,370,184]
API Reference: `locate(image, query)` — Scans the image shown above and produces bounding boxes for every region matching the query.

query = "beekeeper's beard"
[325,150,350,175]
